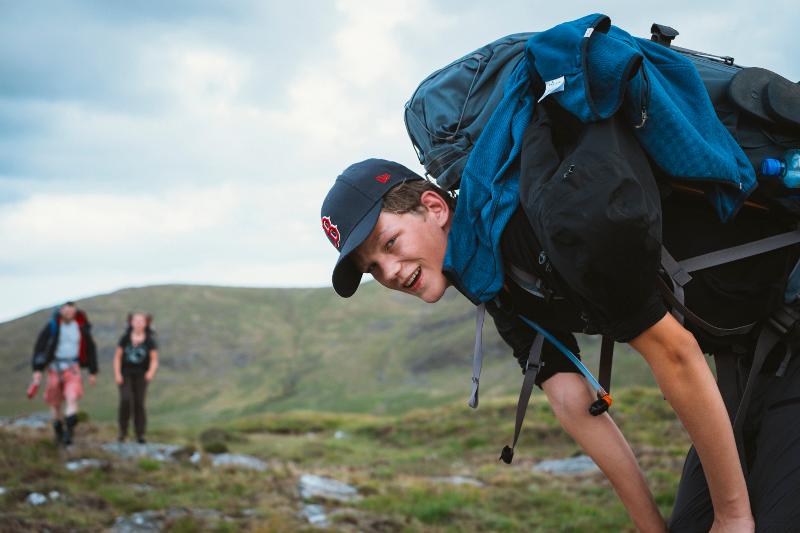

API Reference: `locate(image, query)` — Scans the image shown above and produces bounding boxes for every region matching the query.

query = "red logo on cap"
[321,216,340,249]
[375,173,390,184]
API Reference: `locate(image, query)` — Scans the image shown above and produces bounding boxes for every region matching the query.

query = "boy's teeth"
[405,267,420,288]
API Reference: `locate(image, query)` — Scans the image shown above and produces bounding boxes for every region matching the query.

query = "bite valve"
[589,391,613,416]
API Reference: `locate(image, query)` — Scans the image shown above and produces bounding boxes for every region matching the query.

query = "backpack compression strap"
[500,333,544,464]
[468,303,486,409]
[661,229,800,335]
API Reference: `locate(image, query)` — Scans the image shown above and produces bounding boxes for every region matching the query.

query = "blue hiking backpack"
[404,33,533,191]
[404,19,800,464]
[404,24,800,202]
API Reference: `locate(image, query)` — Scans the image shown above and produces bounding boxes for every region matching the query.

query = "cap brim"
[331,201,382,297]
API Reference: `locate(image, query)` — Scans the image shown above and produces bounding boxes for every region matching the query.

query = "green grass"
[0,283,657,428]
[0,386,689,532]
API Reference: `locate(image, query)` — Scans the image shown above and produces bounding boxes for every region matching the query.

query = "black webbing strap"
[599,336,614,392]
[660,230,800,331]
[657,276,757,337]
[661,247,691,324]
[500,333,544,464]
[680,230,800,274]
[776,345,793,377]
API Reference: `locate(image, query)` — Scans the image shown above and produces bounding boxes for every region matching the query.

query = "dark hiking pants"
[668,348,800,532]
[118,373,148,440]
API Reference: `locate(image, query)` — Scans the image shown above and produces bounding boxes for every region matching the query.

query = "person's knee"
[659,328,704,370]
[544,374,594,421]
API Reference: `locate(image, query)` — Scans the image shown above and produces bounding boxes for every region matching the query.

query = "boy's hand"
[114,373,123,386]
[145,371,155,383]
[32,371,42,384]
[89,374,97,386]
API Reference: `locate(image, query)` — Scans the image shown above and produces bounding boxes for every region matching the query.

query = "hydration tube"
[517,314,613,415]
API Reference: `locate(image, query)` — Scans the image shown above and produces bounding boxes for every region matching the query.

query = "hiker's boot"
[52,420,64,445]
[63,414,78,446]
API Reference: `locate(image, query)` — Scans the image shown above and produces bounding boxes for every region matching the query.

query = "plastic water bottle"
[760,149,800,188]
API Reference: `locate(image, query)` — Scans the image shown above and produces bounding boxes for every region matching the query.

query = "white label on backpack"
[584,27,594,38]
[538,76,565,103]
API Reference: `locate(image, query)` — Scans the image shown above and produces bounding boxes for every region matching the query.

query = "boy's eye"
[385,237,396,251]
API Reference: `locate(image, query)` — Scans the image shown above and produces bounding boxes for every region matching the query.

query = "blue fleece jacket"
[444,13,756,304]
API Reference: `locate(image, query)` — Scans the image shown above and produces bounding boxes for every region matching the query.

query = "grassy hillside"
[0,388,689,532]
[0,283,655,427]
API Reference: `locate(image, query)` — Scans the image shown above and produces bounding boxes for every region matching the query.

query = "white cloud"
[1,0,798,322]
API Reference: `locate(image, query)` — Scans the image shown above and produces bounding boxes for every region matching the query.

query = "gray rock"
[430,475,484,487]
[533,455,600,476]
[27,492,48,506]
[101,442,182,462]
[112,508,226,533]
[48,490,60,500]
[211,453,267,472]
[130,484,153,493]
[112,510,163,533]
[190,451,202,464]
[0,486,6,496]
[298,474,360,503]
[65,458,107,472]
[333,430,348,440]
[3,412,51,429]
[301,504,329,527]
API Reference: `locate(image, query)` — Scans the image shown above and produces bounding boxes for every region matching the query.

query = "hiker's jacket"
[32,309,98,374]
[526,13,755,221]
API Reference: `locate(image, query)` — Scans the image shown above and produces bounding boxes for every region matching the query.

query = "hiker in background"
[114,312,159,444]
[30,301,98,446]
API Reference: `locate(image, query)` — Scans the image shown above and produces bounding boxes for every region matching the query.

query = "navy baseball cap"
[321,158,425,297]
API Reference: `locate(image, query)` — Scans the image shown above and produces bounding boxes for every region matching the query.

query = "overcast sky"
[1,0,797,321]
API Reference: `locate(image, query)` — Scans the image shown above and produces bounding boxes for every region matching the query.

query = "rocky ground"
[0,388,690,532]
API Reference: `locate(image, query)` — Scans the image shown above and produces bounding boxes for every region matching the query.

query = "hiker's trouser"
[668,348,800,532]
[44,364,84,408]
[118,373,148,439]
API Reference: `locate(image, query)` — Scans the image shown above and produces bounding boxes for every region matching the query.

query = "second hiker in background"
[114,312,159,444]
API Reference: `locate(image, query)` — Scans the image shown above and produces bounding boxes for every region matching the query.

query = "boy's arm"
[629,313,752,530]
[542,372,666,532]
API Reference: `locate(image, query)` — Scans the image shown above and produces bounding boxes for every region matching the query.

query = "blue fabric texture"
[528,13,756,221]
[443,58,533,304]
[443,13,758,303]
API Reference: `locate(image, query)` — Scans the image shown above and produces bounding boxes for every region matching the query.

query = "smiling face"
[353,191,452,303]
[130,313,147,334]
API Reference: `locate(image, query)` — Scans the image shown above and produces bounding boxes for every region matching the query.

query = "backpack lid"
[404,33,533,190]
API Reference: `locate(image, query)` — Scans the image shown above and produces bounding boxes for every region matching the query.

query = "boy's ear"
[419,190,450,227]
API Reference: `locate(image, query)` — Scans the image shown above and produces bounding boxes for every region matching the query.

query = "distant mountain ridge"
[0,283,653,427]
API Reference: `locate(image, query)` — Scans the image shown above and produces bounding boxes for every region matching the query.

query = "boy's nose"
[381,259,403,285]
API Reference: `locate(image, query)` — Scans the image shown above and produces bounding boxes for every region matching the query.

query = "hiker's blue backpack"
[404,24,800,215]
[405,18,800,465]
[404,33,533,192]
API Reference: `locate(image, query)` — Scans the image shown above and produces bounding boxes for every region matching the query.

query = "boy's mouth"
[403,267,422,290]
